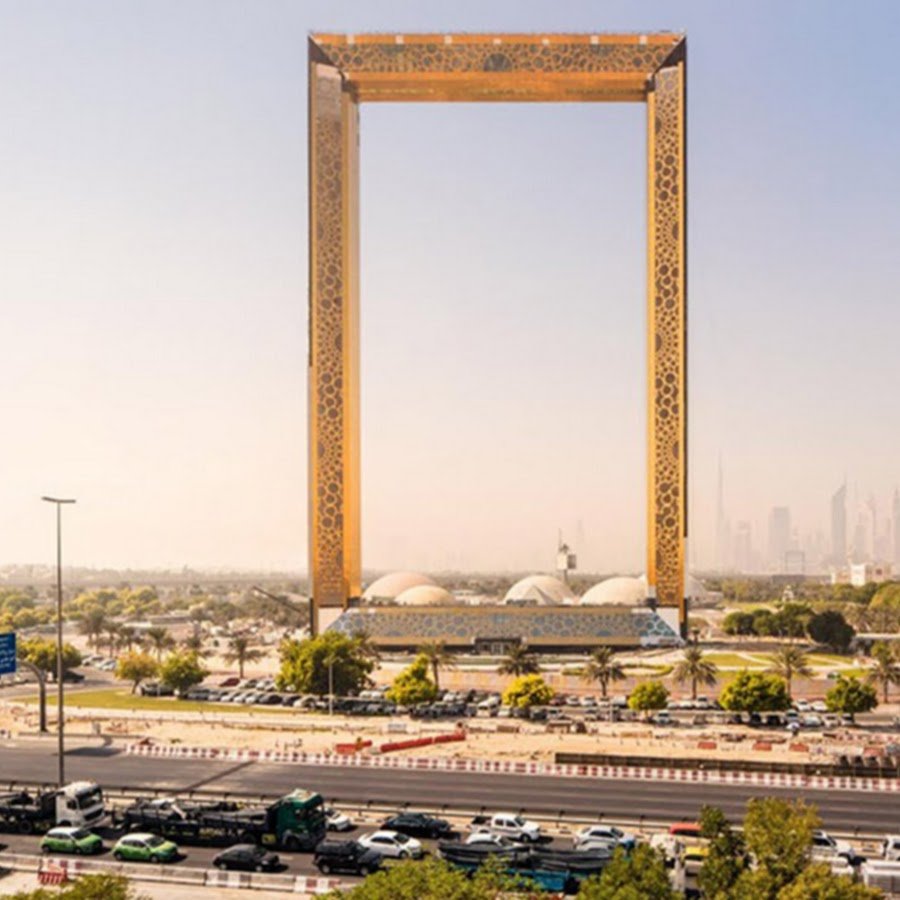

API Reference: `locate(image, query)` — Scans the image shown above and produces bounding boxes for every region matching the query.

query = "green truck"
[120,789,326,851]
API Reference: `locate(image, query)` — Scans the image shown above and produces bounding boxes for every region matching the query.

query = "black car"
[382,812,453,839]
[139,681,174,697]
[314,840,383,876]
[213,844,280,872]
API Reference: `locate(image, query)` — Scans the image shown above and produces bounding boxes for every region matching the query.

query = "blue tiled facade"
[327,605,682,650]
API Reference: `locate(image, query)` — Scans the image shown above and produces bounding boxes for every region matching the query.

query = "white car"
[465,832,519,848]
[357,830,423,859]
[326,808,353,832]
[812,830,854,860]
[811,700,828,713]
[574,825,637,851]
[794,699,812,713]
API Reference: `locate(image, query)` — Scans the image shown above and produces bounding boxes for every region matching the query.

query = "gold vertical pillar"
[309,58,361,629]
[646,60,687,631]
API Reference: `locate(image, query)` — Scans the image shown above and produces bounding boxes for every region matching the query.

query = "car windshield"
[146,836,166,848]
[611,827,623,838]
[513,816,526,826]
[76,788,102,809]
[71,828,91,840]
[394,833,409,843]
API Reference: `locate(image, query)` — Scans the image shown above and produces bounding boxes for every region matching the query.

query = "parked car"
[219,677,241,688]
[314,840,383,876]
[573,825,636,852]
[40,827,103,856]
[212,843,280,872]
[326,808,353,832]
[464,832,520,848]
[139,682,174,697]
[801,714,825,729]
[811,700,828,713]
[357,830,424,859]
[113,833,178,863]
[382,812,452,840]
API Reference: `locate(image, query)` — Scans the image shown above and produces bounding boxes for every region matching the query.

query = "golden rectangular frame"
[308,32,687,634]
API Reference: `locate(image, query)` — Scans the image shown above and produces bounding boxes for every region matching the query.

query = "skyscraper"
[734,521,753,574]
[893,489,900,566]
[768,507,791,573]
[831,482,847,566]
[715,456,731,572]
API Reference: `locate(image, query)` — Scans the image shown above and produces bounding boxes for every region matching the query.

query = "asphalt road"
[0,740,898,833]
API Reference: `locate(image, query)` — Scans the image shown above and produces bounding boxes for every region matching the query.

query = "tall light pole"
[42,496,75,787]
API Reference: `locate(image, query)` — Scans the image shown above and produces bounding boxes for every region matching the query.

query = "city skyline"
[2,1,900,576]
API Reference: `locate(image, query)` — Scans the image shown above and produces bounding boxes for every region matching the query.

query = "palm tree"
[673,645,718,700]
[582,647,625,699]
[867,642,900,703]
[417,640,456,691]
[116,626,141,653]
[182,633,209,658]
[498,644,541,677]
[145,626,175,662]
[79,607,107,652]
[223,634,265,679]
[767,645,812,697]
[103,622,120,658]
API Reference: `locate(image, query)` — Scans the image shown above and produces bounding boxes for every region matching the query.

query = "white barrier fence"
[124,742,900,793]
[0,852,340,895]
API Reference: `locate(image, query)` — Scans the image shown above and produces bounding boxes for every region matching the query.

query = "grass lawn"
[704,653,768,668]
[807,653,858,667]
[26,688,299,716]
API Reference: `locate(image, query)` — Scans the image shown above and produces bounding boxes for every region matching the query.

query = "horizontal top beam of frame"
[310,33,685,103]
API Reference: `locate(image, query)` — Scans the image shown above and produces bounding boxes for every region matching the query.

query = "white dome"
[362,571,435,602]
[581,576,648,606]
[503,575,574,606]
[394,584,455,606]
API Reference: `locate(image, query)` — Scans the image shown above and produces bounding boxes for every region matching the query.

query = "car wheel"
[284,835,300,852]
[398,850,409,859]
[150,854,160,863]
[114,851,124,861]
[215,861,227,870]
[18,820,34,834]
[364,864,378,875]
[318,862,331,875]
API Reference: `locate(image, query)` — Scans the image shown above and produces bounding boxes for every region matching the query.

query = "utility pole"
[41,496,76,787]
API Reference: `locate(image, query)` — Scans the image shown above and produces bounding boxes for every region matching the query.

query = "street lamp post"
[41,496,76,788]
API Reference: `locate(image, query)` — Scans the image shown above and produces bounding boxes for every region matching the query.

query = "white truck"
[0,781,107,833]
[469,813,542,843]
[810,829,860,865]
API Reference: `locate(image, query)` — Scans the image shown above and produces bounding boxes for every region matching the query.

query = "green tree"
[718,671,791,713]
[328,856,490,899]
[582,647,625,699]
[576,845,677,900]
[159,651,208,696]
[825,675,877,719]
[223,633,265,679]
[697,805,748,900]
[276,632,374,697]
[867,641,900,703]
[673,645,718,700]
[723,611,756,637]
[78,606,107,651]
[115,652,158,694]
[497,644,541,677]
[739,798,819,897]
[775,862,883,899]
[386,654,439,706]
[144,626,176,662]
[807,611,855,653]
[502,674,554,709]
[417,640,456,691]
[766,646,812,696]
[181,632,208,657]
[17,636,82,675]
[7,873,149,900]
[627,680,669,714]
[115,626,141,653]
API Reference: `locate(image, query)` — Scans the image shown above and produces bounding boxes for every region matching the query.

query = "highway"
[0,740,898,833]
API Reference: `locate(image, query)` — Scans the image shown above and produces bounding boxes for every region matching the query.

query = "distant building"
[734,521,754,574]
[893,489,900,566]
[784,550,806,576]
[831,482,847,566]
[836,563,894,587]
[768,507,791,573]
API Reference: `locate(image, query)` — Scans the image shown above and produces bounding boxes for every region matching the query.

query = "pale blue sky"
[2,1,899,574]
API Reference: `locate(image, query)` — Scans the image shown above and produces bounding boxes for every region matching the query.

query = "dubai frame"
[308,32,688,636]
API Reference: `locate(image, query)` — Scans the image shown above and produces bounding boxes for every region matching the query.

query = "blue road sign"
[0,632,16,676]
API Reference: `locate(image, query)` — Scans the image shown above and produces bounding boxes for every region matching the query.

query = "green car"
[40,827,104,855]
[113,832,179,863]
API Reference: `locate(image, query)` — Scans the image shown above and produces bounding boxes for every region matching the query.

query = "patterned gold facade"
[308,33,688,632]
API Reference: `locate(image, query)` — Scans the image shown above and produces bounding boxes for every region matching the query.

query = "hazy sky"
[2,1,899,575]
